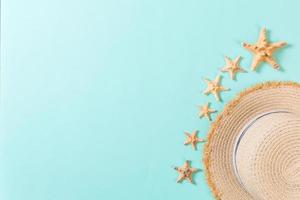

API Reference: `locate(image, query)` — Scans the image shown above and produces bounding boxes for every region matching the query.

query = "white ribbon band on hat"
[232,110,290,188]
[232,110,300,199]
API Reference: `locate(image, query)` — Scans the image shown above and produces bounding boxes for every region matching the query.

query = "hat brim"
[204,81,300,200]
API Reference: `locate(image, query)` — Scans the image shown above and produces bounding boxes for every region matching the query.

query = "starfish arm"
[242,42,256,53]
[205,113,212,121]
[203,89,211,95]
[191,132,198,137]
[220,86,230,91]
[229,71,235,80]
[199,112,204,118]
[234,56,241,64]
[203,103,210,109]
[270,41,287,50]
[204,78,212,84]
[184,138,191,145]
[258,28,268,45]
[221,67,229,72]
[176,174,185,183]
[224,56,232,66]
[214,75,221,85]
[184,132,191,137]
[190,168,198,173]
[187,176,194,184]
[191,142,196,150]
[234,56,242,64]
[192,130,199,137]
[184,161,190,168]
[204,79,213,94]
[208,108,217,113]
[251,55,263,71]
[197,138,205,143]
[265,56,279,69]
[237,66,247,73]
[213,91,221,101]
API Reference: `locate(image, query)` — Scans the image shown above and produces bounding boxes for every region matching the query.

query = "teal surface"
[1,0,299,199]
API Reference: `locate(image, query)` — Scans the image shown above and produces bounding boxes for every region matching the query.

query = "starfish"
[242,28,287,71]
[221,56,246,80]
[203,75,229,101]
[198,103,217,121]
[184,130,205,150]
[174,161,199,184]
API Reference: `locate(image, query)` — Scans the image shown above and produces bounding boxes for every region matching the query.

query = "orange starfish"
[198,103,217,121]
[174,161,199,184]
[221,56,246,80]
[184,130,205,150]
[242,28,287,71]
[203,75,229,101]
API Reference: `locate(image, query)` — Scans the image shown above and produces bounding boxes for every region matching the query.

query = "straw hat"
[204,81,300,200]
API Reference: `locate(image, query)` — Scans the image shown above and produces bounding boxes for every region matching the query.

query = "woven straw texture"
[204,81,300,200]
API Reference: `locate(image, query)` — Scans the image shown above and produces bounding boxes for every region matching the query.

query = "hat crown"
[234,111,300,199]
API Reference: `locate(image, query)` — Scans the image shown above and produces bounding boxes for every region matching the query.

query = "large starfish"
[221,56,246,80]
[184,130,205,150]
[198,103,217,121]
[242,28,287,71]
[203,75,229,101]
[174,161,199,184]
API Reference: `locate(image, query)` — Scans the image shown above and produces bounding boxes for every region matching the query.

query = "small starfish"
[198,103,217,121]
[184,130,205,150]
[174,161,199,184]
[221,56,246,80]
[203,75,229,101]
[242,28,287,71]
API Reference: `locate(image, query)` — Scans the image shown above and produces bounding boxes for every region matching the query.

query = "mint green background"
[1,0,299,199]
